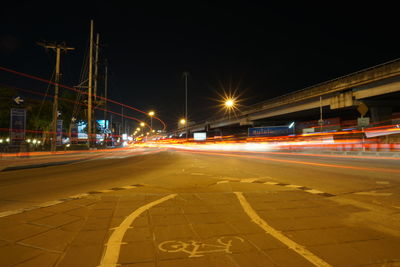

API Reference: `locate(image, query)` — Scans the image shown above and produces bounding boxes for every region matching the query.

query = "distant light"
[288,122,295,128]
[148,111,155,116]
[6,138,9,142]
[225,99,235,108]
[136,127,140,131]
[27,139,31,143]
[0,139,2,143]
[180,118,186,125]
[140,122,145,127]
[66,144,71,147]
[32,139,37,144]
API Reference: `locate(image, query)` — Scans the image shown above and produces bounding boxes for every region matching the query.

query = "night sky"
[1,2,400,129]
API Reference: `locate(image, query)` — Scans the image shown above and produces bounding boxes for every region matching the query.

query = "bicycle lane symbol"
[158,236,244,258]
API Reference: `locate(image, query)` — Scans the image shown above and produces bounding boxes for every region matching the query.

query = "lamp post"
[148,111,155,131]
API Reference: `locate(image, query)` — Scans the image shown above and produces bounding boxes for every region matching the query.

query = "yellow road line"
[98,193,178,267]
[234,192,331,267]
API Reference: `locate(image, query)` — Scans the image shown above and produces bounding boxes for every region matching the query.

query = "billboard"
[194,132,207,141]
[248,126,290,137]
[10,108,26,146]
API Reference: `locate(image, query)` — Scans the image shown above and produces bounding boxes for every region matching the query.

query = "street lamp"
[140,122,145,127]
[224,98,235,109]
[148,111,155,131]
[179,118,186,126]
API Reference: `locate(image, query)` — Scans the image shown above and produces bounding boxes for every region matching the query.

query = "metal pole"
[183,72,188,139]
[51,48,61,152]
[88,20,94,148]
[104,62,108,131]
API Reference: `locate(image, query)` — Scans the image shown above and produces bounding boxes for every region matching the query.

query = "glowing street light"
[224,98,235,109]
[179,118,186,125]
[148,111,155,131]
[140,122,145,127]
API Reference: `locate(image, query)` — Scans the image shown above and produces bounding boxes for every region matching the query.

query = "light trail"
[176,149,400,174]
[0,66,167,130]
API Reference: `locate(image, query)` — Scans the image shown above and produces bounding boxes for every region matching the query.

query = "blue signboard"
[10,108,26,146]
[248,126,290,137]
[56,119,63,145]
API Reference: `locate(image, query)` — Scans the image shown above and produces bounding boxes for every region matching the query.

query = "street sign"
[13,96,24,105]
[357,102,368,117]
[248,126,290,137]
[10,108,26,146]
[56,120,63,145]
[357,117,370,127]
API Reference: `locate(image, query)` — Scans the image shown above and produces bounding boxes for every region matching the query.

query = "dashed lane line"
[0,184,143,218]
[234,191,332,267]
[217,179,336,197]
[99,193,178,267]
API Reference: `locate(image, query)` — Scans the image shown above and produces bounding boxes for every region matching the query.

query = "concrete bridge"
[180,59,400,135]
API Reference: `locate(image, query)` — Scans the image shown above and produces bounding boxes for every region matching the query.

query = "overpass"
[179,59,400,135]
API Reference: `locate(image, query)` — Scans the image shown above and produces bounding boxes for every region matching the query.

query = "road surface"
[0,148,399,266]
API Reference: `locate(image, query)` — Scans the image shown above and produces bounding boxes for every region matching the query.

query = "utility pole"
[88,20,94,148]
[104,61,108,131]
[183,71,189,140]
[94,33,100,99]
[37,41,74,152]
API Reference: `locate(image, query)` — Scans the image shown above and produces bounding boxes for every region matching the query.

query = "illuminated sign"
[194,132,207,141]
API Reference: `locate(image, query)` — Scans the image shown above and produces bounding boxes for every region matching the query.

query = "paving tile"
[309,242,378,266]
[229,251,277,267]
[349,238,400,263]
[264,248,315,267]
[58,218,86,232]
[284,227,382,246]
[267,216,343,231]
[57,244,104,267]
[14,251,60,267]
[158,257,210,267]
[243,233,286,251]
[153,224,195,241]
[19,228,75,252]
[0,243,42,266]
[191,223,237,238]
[81,217,111,231]
[185,213,225,224]
[71,230,109,246]
[5,209,55,222]
[228,221,266,234]
[124,227,152,242]
[149,206,183,215]
[31,213,80,228]
[0,223,49,242]
[121,263,156,267]
[151,214,187,226]
[119,241,155,263]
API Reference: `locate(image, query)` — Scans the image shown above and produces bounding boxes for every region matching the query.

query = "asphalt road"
[0,148,399,266]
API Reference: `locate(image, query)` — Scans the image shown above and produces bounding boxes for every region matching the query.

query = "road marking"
[354,191,393,196]
[304,189,325,195]
[264,181,278,185]
[191,172,205,176]
[240,178,259,183]
[99,193,177,267]
[234,192,331,267]
[158,236,244,258]
[217,180,229,184]
[376,181,390,185]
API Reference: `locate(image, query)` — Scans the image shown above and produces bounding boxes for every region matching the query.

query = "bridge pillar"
[370,106,392,124]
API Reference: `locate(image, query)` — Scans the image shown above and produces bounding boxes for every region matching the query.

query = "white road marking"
[304,189,325,195]
[240,178,259,183]
[216,180,229,184]
[285,184,303,188]
[190,172,205,176]
[264,181,278,185]
[376,181,390,185]
[354,191,393,196]
[119,185,137,189]
[234,192,331,267]
[99,193,177,267]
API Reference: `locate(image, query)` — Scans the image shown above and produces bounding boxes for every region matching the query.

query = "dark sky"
[1,2,400,129]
